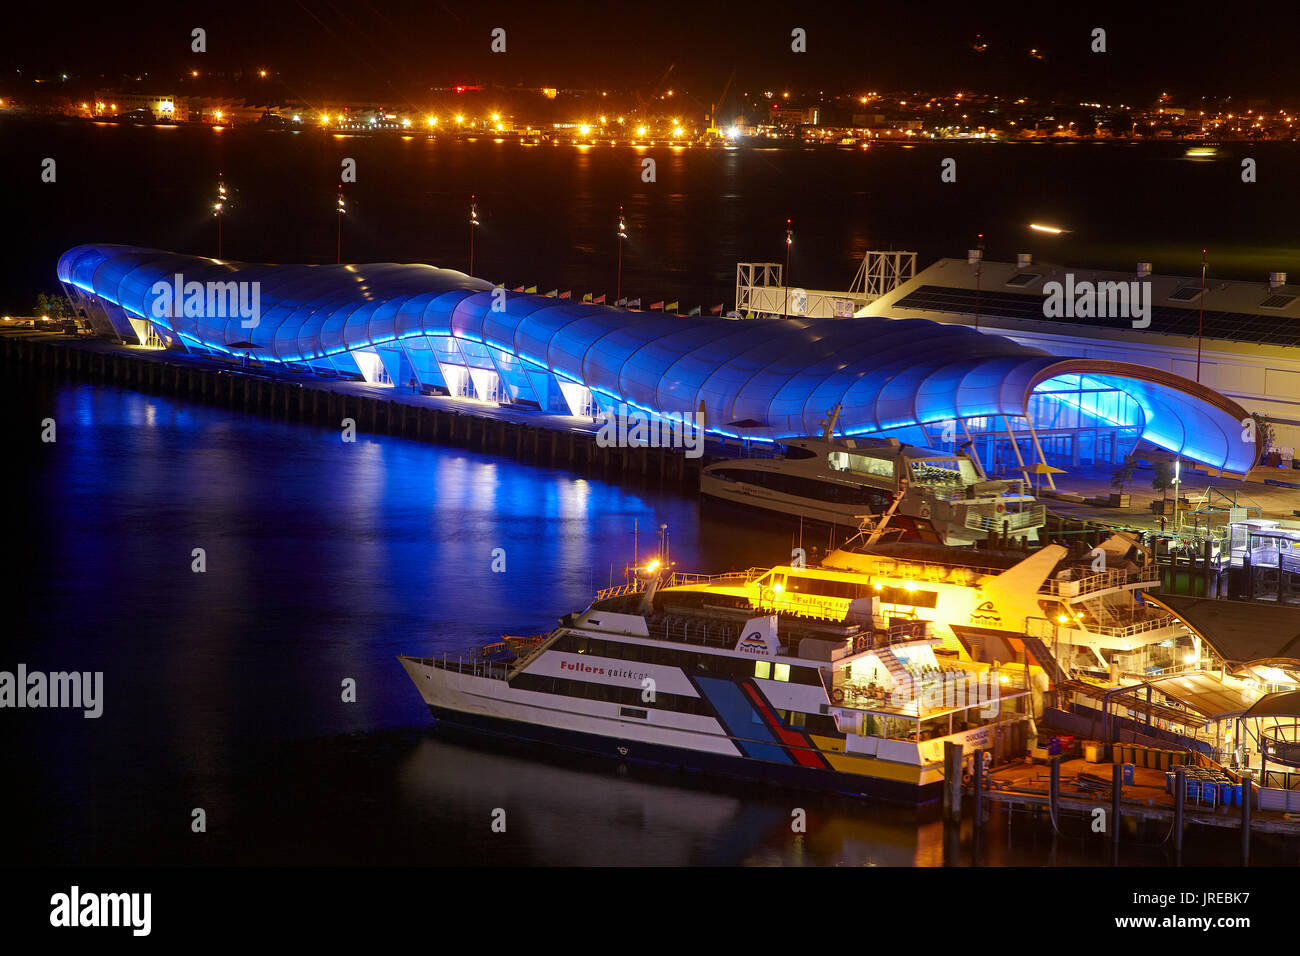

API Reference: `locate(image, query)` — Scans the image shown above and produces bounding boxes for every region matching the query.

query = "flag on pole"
[545,289,558,297]
[512,286,525,292]
[666,301,679,312]
[688,305,702,316]
[582,292,593,303]
[560,290,571,299]
[525,285,538,294]
[593,294,606,304]
[650,301,664,310]
[627,297,641,307]
[709,303,724,315]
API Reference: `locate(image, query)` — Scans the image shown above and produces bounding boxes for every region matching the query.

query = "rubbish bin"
[1122,763,1135,785]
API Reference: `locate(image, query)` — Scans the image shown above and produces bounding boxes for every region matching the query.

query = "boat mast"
[819,402,842,441]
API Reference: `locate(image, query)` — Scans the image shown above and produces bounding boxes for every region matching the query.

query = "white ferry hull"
[399,657,945,804]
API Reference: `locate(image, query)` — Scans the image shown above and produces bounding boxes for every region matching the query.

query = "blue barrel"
[1232,784,1243,807]
[1219,782,1234,805]
[1186,779,1201,801]
[1123,763,1135,785]
[1165,771,1174,794]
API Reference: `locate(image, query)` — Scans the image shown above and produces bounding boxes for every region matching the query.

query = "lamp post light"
[336,185,346,264]
[616,206,627,304]
[1196,248,1207,383]
[783,219,792,318]
[469,195,480,275]
[213,176,227,258]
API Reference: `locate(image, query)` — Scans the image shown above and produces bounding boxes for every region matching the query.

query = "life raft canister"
[831,688,846,704]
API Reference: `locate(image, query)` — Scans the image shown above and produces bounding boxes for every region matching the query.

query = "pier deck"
[1,330,705,486]
[986,757,1300,835]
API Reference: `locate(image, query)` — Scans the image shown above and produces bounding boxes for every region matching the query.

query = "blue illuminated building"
[58,244,1257,474]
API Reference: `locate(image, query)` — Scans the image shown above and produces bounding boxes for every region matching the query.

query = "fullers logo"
[735,615,777,656]
[970,600,1002,625]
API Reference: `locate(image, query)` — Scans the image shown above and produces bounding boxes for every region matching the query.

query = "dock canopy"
[57,244,1258,474]
[1146,673,1260,721]
[1243,690,1300,720]
[1146,595,1300,667]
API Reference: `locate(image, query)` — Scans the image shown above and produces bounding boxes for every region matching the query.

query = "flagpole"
[783,219,792,318]
[617,205,626,305]
[336,185,344,265]
[1196,248,1206,383]
[469,195,479,276]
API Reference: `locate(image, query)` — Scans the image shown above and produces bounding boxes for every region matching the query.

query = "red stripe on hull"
[742,683,830,769]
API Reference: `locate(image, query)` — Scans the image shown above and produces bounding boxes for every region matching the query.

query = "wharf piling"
[1,333,702,488]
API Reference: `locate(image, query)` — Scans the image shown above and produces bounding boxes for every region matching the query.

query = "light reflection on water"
[5,379,1295,866]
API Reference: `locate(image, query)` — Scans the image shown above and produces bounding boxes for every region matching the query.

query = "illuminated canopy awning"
[57,244,1257,474]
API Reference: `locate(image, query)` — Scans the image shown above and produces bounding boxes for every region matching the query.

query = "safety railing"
[409,634,547,681]
[594,568,766,602]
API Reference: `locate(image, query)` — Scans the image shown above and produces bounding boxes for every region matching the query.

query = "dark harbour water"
[4,117,1300,866]
[6,116,1300,314]
[3,372,1297,867]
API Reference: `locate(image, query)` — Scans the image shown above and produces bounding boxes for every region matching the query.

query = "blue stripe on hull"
[425,705,941,805]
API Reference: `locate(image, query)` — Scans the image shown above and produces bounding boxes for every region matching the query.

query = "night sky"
[4,1,1300,103]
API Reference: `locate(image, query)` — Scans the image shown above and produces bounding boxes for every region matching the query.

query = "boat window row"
[777,709,841,737]
[783,575,874,600]
[709,468,894,507]
[509,672,713,715]
[555,633,824,686]
[827,451,894,479]
[875,585,939,609]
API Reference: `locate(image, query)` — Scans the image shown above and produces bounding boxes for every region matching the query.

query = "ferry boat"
[399,528,1292,796]
[699,407,1045,547]
[399,536,1135,803]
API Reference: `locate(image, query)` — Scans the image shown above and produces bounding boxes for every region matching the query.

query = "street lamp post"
[469,195,479,275]
[783,219,792,318]
[616,206,627,304]
[336,185,346,264]
[1196,248,1207,382]
[213,176,227,258]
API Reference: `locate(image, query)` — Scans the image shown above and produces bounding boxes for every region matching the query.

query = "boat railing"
[1076,614,1182,640]
[595,568,767,602]
[410,634,548,681]
[964,505,1047,532]
[1041,567,1159,598]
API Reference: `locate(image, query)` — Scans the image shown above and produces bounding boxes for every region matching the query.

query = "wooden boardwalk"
[985,757,1300,835]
